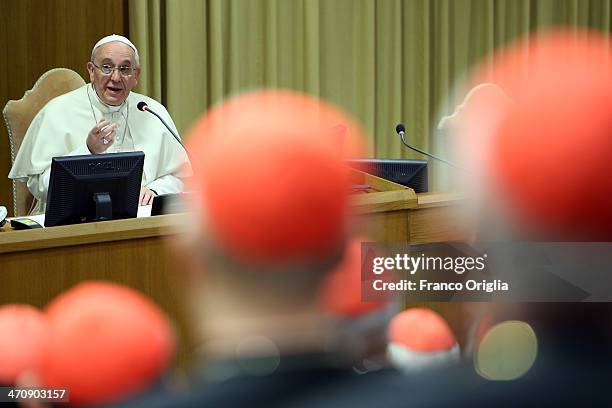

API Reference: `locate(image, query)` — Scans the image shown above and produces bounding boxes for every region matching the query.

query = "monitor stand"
[93,192,112,221]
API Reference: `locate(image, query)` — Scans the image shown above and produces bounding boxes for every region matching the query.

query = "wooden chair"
[434,83,511,191]
[2,68,86,216]
[437,83,510,132]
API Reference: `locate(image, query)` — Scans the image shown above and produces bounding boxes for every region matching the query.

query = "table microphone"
[137,101,191,162]
[395,123,460,169]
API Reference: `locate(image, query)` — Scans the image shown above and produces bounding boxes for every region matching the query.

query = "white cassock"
[8,83,192,214]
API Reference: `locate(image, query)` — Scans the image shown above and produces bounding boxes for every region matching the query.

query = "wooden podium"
[0,174,469,366]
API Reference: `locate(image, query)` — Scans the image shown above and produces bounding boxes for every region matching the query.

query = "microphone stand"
[398,131,461,169]
[140,104,192,164]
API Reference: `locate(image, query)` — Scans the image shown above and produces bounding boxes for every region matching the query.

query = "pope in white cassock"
[8,34,191,213]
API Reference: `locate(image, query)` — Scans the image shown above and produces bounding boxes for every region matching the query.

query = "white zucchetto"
[91,34,140,66]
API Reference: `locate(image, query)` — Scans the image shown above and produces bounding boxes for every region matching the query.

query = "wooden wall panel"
[0,0,128,212]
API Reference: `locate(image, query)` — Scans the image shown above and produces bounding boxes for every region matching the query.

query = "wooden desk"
[350,170,468,243]
[0,215,195,367]
[0,186,471,365]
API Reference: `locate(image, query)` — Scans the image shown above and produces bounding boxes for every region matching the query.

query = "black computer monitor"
[45,152,145,227]
[348,158,428,193]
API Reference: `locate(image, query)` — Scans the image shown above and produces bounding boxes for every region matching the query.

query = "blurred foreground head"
[450,29,612,365]
[456,29,612,240]
[39,282,175,406]
[182,90,365,306]
[178,90,367,363]
[0,305,47,385]
[186,91,363,263]
[387,308,459,373]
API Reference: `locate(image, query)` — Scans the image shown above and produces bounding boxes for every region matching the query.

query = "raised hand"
[87,118,117,154]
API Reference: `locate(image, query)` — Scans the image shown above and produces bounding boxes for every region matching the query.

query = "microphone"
[395,123,459,168]
[136,101,148,112]
[137,102,190,161]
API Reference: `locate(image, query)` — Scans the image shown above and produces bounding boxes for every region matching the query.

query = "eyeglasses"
[91,62,135,77]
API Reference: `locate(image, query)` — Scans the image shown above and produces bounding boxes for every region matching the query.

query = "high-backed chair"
[437,83,510,132]
[434,83,511,191]
[3,68,86,216]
